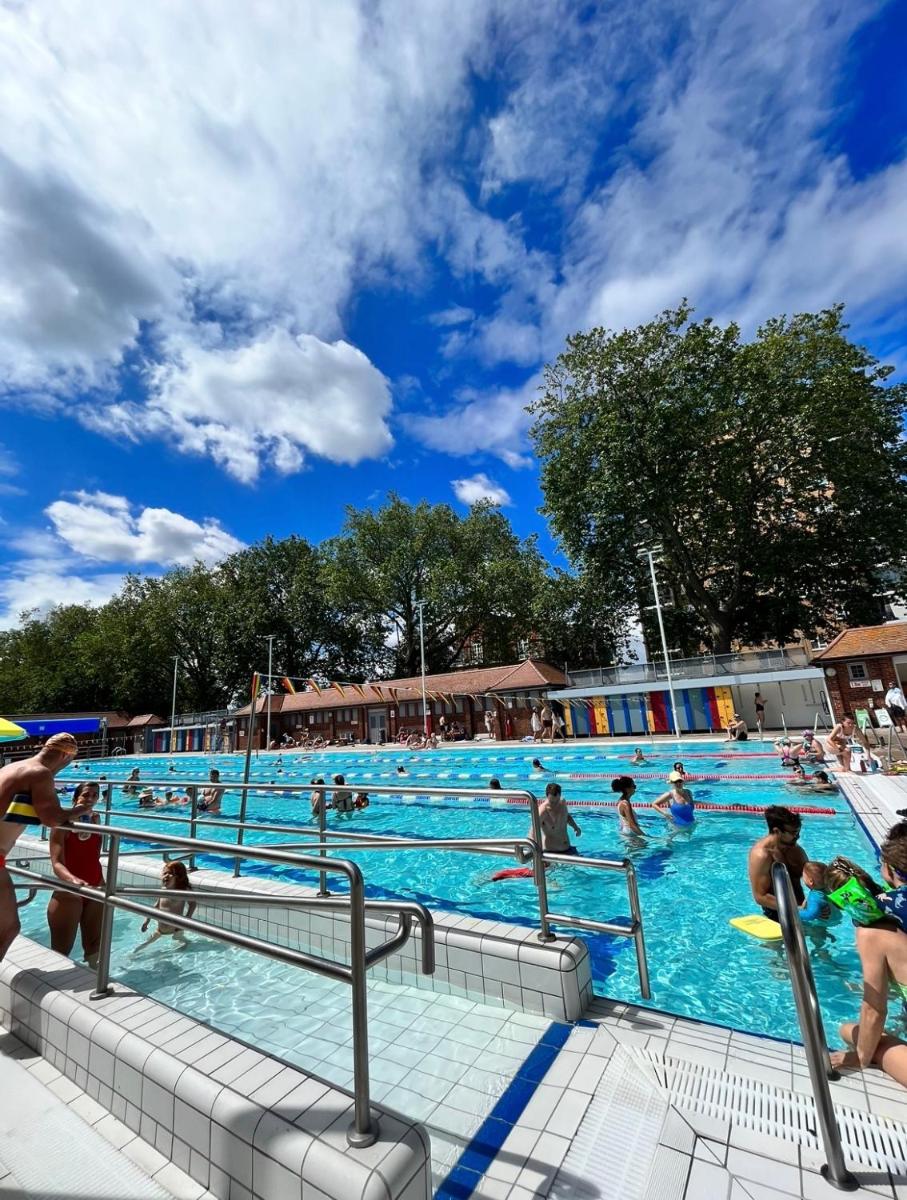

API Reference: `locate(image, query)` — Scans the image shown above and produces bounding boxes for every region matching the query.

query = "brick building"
[812,623,907,720]
[232,659,566,748]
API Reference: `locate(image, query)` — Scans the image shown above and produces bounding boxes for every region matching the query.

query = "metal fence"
[567,647,813,689]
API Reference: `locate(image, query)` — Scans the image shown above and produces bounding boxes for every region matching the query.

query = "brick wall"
[823,654,901,718]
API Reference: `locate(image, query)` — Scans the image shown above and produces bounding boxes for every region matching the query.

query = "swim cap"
[802,730,812,739]
[44,733,78,758]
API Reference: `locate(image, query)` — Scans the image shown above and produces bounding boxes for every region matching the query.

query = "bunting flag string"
[281,676,296,694]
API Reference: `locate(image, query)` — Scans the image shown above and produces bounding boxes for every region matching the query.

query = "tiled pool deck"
[4,754,907,1198]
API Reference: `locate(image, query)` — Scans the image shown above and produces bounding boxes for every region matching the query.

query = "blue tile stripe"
[434,1020,573,1200]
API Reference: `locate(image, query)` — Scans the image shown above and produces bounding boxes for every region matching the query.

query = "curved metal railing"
[771,862,857,1191]
[9,823,433,1149]
[81,775,650,997]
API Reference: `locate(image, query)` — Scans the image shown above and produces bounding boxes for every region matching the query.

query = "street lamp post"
[265,634,276,752]
[640,549,682,739]
[414,599,429,737]
[169,656,179,756]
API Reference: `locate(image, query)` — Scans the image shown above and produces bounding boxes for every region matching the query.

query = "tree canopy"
[531,303,907,654]
[321,495,549,675]
[0,497,619,715]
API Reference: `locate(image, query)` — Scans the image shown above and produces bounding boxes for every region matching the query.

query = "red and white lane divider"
[501,797,837,816]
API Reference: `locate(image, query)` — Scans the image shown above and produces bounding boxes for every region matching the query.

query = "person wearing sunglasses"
[747,805,808,921]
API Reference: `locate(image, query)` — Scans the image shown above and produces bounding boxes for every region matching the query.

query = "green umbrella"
[0,718,27,743]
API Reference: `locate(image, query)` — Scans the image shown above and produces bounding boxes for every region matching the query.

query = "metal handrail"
[75,776,651,997]
[9,822,434,1149]
[771,863,857,1191]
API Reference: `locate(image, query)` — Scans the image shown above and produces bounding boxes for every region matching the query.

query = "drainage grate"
[635,1048,907,1176]
[549,1046,668,1200]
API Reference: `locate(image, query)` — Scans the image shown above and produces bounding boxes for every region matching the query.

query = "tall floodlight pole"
[169,656,179,755]
[414,599,429,736]
[265,634,276,751]
[640,548,682,739]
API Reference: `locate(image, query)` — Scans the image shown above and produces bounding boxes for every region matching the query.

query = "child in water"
[135,861,196,951]
[800,861,833,922]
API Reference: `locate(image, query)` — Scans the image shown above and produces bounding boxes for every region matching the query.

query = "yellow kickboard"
[729,914,783,941]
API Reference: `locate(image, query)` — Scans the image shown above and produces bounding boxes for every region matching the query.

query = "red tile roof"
[232,659,565,716]
[813,624,907,661]
[126,714,166,727]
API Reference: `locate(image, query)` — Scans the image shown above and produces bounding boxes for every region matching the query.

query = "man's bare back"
[0,734,80,961]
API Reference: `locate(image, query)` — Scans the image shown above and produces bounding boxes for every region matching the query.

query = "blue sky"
[1,0,906,624]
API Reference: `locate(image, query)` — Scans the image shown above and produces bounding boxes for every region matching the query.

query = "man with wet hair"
[747,805,808,921]
[0,734,83,960]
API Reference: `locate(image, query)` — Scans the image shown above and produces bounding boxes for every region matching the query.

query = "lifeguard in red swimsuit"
[47,780,105,967]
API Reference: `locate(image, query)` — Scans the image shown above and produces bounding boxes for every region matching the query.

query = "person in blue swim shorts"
[653,771,695,826]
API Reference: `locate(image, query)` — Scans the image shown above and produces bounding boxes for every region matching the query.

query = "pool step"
[632,1046,907,1176]
[548,1046,668,1199]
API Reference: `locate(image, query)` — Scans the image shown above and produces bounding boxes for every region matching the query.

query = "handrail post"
[624,860,651,1000]
[317,786,329,897]
[346,864,378,1147]
[187,785,198,872]
[526,790,555,943]
[234,785,248,878]
[90,834,120,1000]
[771,863,858,1191]
[101,782,114,856]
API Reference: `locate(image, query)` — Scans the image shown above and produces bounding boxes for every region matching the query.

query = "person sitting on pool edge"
[831,832,907,1086]
[747,805,807,922]
[725,714,748,741]
[653,771,695,826]
[612,776,644,836]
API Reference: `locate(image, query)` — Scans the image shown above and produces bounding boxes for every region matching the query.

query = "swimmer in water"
[672,761,687,779]
[488,778,502,790]
[530,758,549,774]
[630,749,647,766]
[653,772,695,826]
[611,776,644,836]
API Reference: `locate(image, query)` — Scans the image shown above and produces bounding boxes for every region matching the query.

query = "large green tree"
[531,303,907,654]
[322,495,548,675]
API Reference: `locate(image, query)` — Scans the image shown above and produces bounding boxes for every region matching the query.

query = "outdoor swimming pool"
[52,743,883,1043]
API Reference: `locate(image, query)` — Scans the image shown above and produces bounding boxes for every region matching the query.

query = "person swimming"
[630,748,648,765]
[653,772,695,826]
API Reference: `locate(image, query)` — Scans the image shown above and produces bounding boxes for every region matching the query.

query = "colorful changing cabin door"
[714,686,735,731]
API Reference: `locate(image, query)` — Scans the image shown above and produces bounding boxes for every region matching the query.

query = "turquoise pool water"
[52,743,883,1042]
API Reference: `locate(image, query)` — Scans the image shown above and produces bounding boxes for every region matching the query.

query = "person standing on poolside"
[47,780,105,967]
[612,776,644,836]
[747,805,807,921]
[540,702,554,743]
[754,691,766,736]
[537,782,581,855]
[530,707,542,742]
[484,710,495,739]
[887,683,907,733]
[0,734,83,961]
[653,771,695,826]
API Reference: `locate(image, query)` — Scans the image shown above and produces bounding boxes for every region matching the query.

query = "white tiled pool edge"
[0,938,431,1200]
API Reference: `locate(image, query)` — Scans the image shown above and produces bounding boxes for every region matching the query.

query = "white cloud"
[405,375,540,467]
[84,329,394,483]
[45,492,244,566]
[0,566,126,628]
[0,443,25,497]
[429,306,475,327]
[451,473,512,507]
